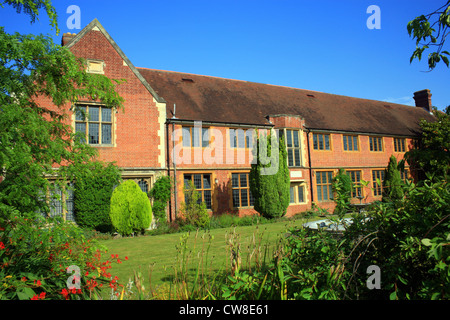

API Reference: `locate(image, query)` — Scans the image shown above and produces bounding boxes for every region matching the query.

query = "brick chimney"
[413,89,433,112]
[61,32,76,46]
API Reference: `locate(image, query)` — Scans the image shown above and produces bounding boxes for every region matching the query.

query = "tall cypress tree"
[383,155,405,202]
[249,130,290,219]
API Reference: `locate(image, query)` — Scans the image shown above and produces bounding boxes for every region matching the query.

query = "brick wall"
[67,28,165,169]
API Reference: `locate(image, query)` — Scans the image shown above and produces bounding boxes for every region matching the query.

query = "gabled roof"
[137,68,435,136]
[65,19,165,103]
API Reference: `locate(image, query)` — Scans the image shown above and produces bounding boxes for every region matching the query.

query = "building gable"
[64,19,165,104]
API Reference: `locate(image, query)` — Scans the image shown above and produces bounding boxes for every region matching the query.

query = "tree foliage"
[405,107,450,180]
[408,1,450,70]
[249,131,290,219]
[149,176,172,224]
[110,180,152,236]
[73,162,122,232]
[382,155,405,202]
[332,168,353,217]
[0,1,124,216]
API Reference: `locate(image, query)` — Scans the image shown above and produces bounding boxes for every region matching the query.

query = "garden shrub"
[149,176,172,225]
[382,155,405,202]
[110,180,152,236]
[332,168,352,217]
[73,161,121,232]
[249,132,290,219]
[0,208,125,300]
[179,180,210,228]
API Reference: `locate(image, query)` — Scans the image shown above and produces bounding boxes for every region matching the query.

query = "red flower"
[0,242,5,250]
[61,288,69,300]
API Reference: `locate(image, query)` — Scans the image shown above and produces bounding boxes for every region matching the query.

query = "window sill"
[90,144,115,148]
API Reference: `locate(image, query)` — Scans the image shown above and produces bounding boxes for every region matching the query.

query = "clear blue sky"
[1,0,448,110]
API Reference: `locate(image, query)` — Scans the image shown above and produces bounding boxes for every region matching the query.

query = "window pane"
[75,106,86,121]
[294,149,301,166]
[193,127,200,147]
[193,174,202,189]
[246,130,253,148]
[230,129,236,148]
[102,124,111,144]
[290,186,295,203]
[138,180,148,193]
[203,174,211,189]
[327,172,332,183]
[232,189,240,207]
[75,122,86,134]
[323,183,328,200]
[298,185,304,202]
[286,130,293,148]
[287,149,294,166]
[348,136,353,150]
[238,129,245,148]
[324,135,330,150]
[232,173,239,188]
[318,134,324,149]
[317,186,323,201]
[184,175,192,188]
[202,128,209,147]
[353,136,358,150]
[328,185,333,200]
[89,106,99,121]
[249,189,255,206]
[182,127,191,147]
[316,172,322,184]
[204,190,212,209]
[313,134,318,149]
[343,136,348,151]
[293,131,299,147]
[240,173,247,187]
[89,123,99,144]
[240,189,248,207]
[102,108,111,122]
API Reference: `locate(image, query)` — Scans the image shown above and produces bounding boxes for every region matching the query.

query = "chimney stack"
[61,32,76,46]
[413,89,433,113]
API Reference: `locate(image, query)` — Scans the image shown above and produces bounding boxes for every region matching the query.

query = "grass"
[99,216,318,298]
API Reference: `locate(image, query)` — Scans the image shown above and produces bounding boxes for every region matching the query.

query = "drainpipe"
[306,128,314,205]
[172,104,178,219]
[165,121,173,222]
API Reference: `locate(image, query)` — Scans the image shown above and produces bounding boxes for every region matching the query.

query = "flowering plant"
[0,207,125,300]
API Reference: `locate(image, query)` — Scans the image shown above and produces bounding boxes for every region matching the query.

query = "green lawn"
[99,217,315,297]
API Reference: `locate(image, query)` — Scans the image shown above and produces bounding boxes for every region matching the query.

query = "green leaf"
[17,287,35,300]
[441,55,449,67]
[421,238,432,246]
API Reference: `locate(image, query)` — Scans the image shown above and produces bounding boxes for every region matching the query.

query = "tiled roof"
[137,68,435,136]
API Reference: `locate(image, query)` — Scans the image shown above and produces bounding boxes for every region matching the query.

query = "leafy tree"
[408,1,450,70]
[249,130,290,219]
[149,176,172,225]
[383,155,405,202]
[73,162,122,232]
[110,180,152,236]
[405,106,450,181]
[0,0,124,216]
[332,168,353,217]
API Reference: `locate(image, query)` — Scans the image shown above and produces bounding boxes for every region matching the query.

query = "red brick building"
[54,19,436,221]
